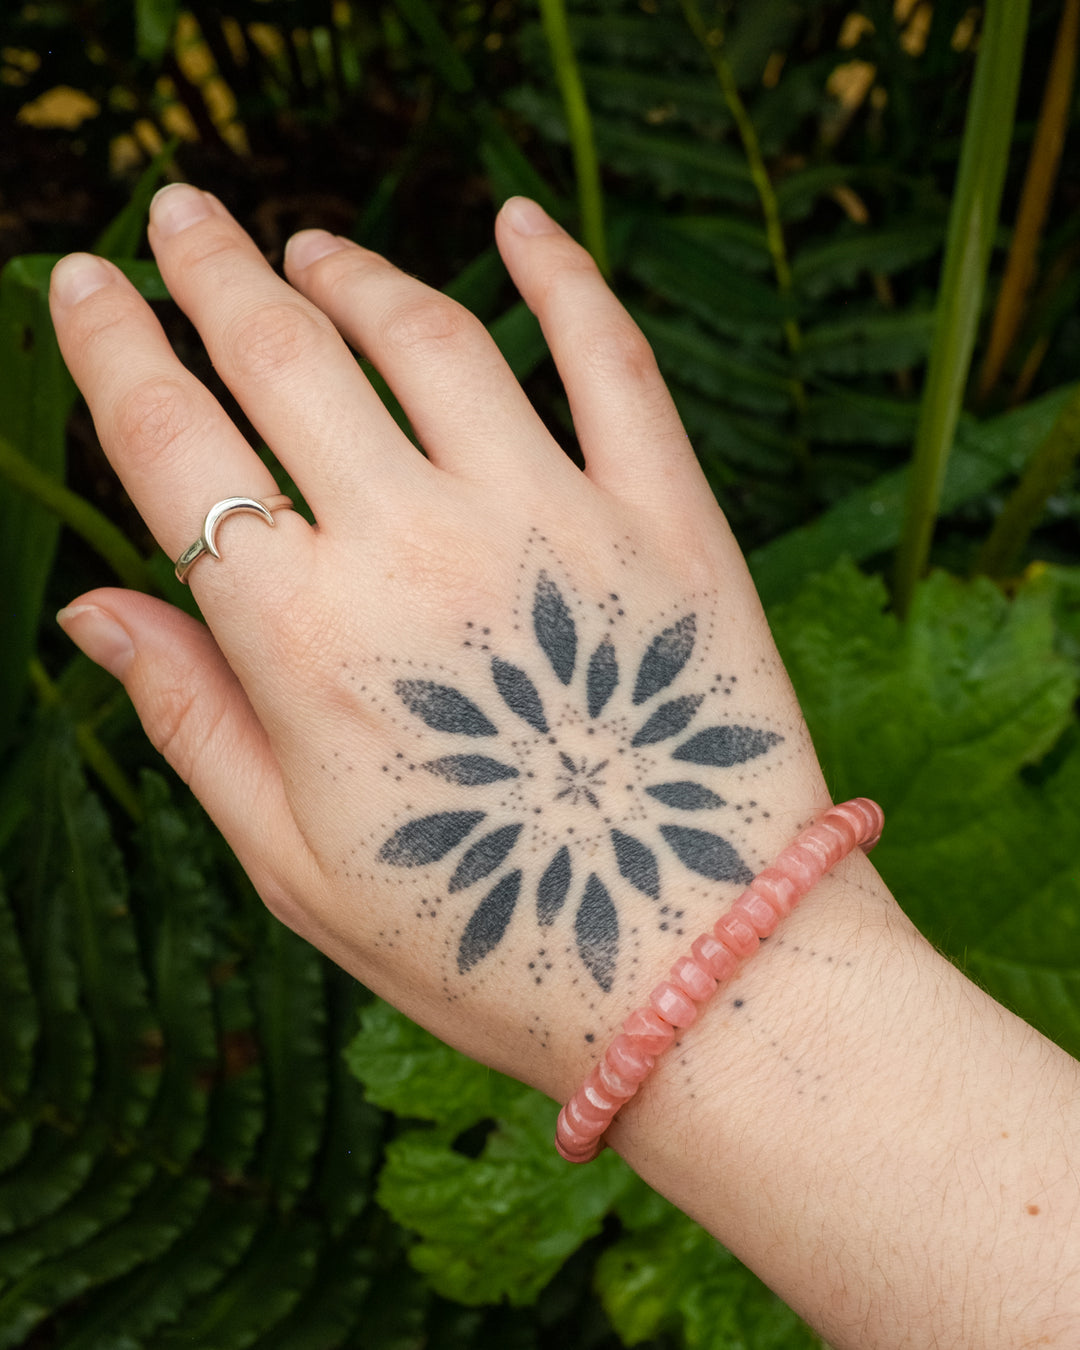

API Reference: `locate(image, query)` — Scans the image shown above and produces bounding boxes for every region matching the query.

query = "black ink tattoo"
[375,551,784,992]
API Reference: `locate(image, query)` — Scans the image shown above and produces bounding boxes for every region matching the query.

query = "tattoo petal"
[586,638,618,719]
[395,679,497,737]
[610,828,660,900]
[631,694,703,747]
[533,571,577,685]
[632,614,696,705]
[379,811,485,867]
[492,657,549,734]
[422,755,519,786]
[673,725,783,767]
[659,824,754,885]
[576,874,618,992]
[458,870,522,973]
[449,823,524,892]
[645,782,725,810]
[537,845,572,926]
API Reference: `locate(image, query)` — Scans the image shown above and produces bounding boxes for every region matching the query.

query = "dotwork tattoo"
[373,540,785,996]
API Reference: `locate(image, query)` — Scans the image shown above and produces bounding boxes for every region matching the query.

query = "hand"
[51,187,826,1102]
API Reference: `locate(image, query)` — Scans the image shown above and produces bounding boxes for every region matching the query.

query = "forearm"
[609,853,1080,1348]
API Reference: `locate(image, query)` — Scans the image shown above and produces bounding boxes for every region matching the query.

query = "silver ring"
[174,494,293,584]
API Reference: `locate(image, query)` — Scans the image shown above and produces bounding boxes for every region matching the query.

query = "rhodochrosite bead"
[554,799,885,1164]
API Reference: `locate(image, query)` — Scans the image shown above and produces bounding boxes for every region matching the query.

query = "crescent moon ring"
[174,494,293,584]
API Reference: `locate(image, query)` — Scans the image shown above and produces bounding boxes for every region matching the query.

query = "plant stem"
[0,433,160,595]
[976,0,1080,403]
[973,381,1080,578]
[679,0,807,458]
[28,659,143,823]
[893,0,1031,615]
[537,0,610,276]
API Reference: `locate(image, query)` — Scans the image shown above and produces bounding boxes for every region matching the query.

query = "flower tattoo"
[375,551,784,995]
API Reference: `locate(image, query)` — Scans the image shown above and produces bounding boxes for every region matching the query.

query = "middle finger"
[147,184,430,527]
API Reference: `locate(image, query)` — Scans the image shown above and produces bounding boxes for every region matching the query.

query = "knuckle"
[377,291,480,356]
[147,676,215,778]
[577,317,659,386]
[223,300,335,383]
[111,374,197,469]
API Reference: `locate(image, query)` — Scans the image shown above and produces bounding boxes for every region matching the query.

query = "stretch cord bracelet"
[555,797,885,1163]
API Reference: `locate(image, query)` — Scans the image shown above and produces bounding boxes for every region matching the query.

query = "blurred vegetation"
[1,1,1079,1346]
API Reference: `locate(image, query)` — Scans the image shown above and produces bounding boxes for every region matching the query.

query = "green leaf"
[0,257,73,753]
[249,921,327,1210]
[596,1194,824,1349]
[627,217,792,340]
[0,876,37,1106]
[132,775,218,1166]
[634,309,793,415]
[751,383,1077,605]
[799,308,934,376]
[769,561,1080,1057]
[792,225,944,299]
[346,999,523,1136]
[134,0,179,63]
[377,1112,630,1306]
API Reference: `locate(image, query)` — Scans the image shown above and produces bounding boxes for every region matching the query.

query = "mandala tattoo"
[374,546,784,995]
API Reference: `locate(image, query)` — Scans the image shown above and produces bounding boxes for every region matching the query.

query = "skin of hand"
[50,187,1080,1348]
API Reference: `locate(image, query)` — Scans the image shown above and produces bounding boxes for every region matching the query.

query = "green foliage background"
[1,1,1079,1346]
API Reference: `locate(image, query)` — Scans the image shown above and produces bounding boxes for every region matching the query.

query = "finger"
[49,253,309,580]
[56,590,328,942]
[284,228,579,485]
[146,185,431,519]
[495,198,708,516]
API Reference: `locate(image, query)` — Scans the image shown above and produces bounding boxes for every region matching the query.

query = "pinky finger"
[57,589,326,939]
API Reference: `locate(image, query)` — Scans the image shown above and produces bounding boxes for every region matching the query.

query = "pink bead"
[670,954,717,1002]
[606,1034,655,1083]
[732,891,781,937]
[810,818,854,867]
[597,1058,638,1101]
[556,1108,602,1162]
[794,829,835,870]
[622,1006,678,1053]
[691,932,740,981]
[649,980,698,1027]
[713,909,760,958]
[779,842,826,889]
[583,1066,625,1110]
[565,1093,609,1133]
[750,868,799,918]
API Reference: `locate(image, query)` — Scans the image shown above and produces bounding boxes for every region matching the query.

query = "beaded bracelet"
[555,797,884,1163]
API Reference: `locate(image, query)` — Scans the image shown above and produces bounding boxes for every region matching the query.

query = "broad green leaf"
[346,999,524,1136]
[377,1111,630,1306]
[597,1195,824,1349]
[770,562,1080,1057]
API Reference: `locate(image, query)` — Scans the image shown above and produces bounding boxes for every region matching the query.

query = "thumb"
[57,589,322,933]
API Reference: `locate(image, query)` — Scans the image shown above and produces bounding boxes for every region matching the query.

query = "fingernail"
[502,196,562,237]
[57,605,135,680]
[285,229,349,270]
[150,182,211,235]
[51,254,114,307]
